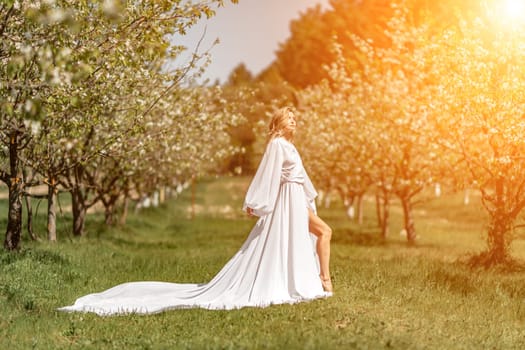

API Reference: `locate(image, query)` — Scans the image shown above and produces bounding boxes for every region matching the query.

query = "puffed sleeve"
[242,138,284,217]
[303,168,318,214]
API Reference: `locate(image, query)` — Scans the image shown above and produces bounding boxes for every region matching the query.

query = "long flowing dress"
[58,137,330,315]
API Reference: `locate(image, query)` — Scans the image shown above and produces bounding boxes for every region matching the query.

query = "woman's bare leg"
[308,209,332,291]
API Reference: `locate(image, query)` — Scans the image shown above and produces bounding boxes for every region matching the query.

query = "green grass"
[1,177,525,349]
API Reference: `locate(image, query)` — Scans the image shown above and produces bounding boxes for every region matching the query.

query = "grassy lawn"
[1,177,525,349]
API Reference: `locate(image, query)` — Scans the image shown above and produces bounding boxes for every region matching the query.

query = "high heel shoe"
[320,276,333,293]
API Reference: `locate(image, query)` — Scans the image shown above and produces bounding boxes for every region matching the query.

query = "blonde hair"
[268,107,294,141]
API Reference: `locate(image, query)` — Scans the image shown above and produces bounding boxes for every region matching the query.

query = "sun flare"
[502,0,525,22]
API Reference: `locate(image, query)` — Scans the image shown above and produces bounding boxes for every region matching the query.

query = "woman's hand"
[246,207,254,216]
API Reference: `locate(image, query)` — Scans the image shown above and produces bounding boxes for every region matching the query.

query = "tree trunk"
[24,193,38,241]
[375,193,383,228]
[4,131,23,250]
[103,192,121,226]
[104,202,114,226]
[191,175,196,219]
[376,192,390,239]
[400,196,416,244]
[381,202,390,239]
[5,177,23,250]
[159,187,165,204]
[485,177,512,264]
[380,195,390,239]
[71,189,87,236]
[486,214,511,264]
[119,196,129,225]
[47,180,57,242]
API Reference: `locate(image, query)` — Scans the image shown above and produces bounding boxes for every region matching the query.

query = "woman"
[59,107,332,316]
[244,107,333,292]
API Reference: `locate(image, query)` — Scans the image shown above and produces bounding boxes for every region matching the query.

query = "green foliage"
[275,4,333,88]
[427,4,525,264]
[296,4,451,244]
[1,0,241,244]
[218,64,295,175]
[289,0,525,262]
[274,0,483,88]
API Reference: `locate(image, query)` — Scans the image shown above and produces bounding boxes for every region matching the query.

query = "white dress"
[58,137,330,315]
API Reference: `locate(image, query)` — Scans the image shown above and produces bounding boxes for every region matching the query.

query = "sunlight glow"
[502,0,525,22]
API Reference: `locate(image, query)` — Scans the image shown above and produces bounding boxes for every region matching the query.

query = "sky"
[169,0,331,84]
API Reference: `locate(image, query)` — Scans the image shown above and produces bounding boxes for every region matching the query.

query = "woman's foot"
[320,276,333,293]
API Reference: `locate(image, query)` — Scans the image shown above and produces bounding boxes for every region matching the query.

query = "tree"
[275,5,334,89]
[274,0,483,89]
[297,4,452,242]
[432,11,525,266]
[226,63,253,86]
[1,0,239,248]
[0,1,71,248]
[219,63,295,175]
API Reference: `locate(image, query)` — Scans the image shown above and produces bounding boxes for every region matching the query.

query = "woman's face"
[282,111,296,138]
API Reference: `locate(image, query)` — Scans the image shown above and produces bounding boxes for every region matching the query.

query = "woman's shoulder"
[266,137,283,150]
[270,136,293,147]
[268,137,297,155]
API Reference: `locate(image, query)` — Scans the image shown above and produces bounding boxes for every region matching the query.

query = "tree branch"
[141,25,211,118]
[0,3,14,38]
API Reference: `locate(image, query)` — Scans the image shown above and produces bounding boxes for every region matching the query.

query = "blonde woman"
[59,107,331,316]
[244,107,333,293]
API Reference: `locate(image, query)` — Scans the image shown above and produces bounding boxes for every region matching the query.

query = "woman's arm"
[242,138,284,217]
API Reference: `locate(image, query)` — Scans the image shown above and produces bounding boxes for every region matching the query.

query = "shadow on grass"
[426,263,478,296]
[333,228,439,249]
[0,247,70,266]
[426,260,525,299]
[464,250,525,273]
